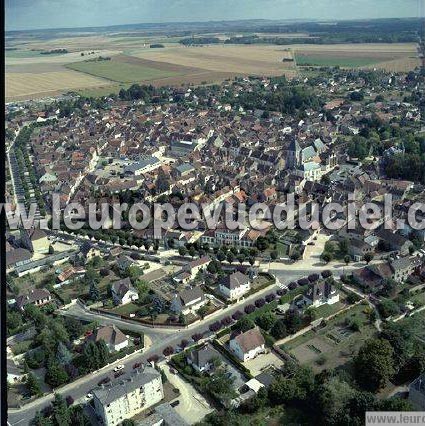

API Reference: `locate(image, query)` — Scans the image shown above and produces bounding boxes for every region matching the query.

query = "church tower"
[286,138,301,169]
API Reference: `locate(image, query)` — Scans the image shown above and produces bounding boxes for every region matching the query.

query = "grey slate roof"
[92,366,160,405]
[219,271,250,290]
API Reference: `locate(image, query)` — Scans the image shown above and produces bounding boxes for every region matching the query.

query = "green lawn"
[66,59,180,83]
[313,301,345,318]
[295,53,383,68]
[110,302,140,316]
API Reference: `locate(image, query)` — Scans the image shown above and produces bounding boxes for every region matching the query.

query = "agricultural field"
[293,43,419,71]
[66,55,182,83]
[131,44,297,76]
[282,303,377,372]
[5,70,111,101]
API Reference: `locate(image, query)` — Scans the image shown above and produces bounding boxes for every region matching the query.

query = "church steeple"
[287,137,301,169]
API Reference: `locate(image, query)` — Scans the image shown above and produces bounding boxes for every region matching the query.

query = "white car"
[114,365,125,372]
[85,393,93,400]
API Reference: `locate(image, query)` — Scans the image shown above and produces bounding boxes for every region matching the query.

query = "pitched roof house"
[229,328,266,362]
[218,271,251,300]
[15,289,52,311]
[88,325,129,352]
[111,277,139,306]
[170,286,206,315]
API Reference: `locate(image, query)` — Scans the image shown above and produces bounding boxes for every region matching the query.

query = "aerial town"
[4,9,425,426]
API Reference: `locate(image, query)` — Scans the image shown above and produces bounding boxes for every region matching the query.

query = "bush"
[288,282,298,290]
[321,270,333,278]
[232,311,243,321]
[265,293,276,303]
[308,273,320,282]
[192,333,203,342]
[244,304,256,314]
[255,298,265,308]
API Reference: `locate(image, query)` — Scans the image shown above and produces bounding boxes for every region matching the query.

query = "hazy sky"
[6,0,420,31]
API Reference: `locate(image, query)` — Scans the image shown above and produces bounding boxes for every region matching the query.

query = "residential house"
[186,344,220,373]
[15,289,52,311]
[111,277,139,306]
[218,271,251,300]
[170,287,206,315]
[88,325,129,352]
[92,366,163,426]
[301,280,339,308]
[229,328,266,362]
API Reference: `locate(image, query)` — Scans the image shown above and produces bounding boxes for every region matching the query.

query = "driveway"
[160,363,213,425]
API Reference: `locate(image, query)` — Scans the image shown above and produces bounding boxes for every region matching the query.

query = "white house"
[218,271,251,301]
[170,286,207,316]
[229,328,266,362]
[111,277,139,306]
[93,366,163,426]
[301,280,339,308]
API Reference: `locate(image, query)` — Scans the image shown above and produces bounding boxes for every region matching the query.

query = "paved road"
[7,272,298,425]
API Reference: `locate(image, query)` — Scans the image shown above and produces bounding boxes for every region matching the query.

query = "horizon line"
[5,16,422,34]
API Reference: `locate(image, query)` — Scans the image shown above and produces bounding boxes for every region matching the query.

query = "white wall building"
[93,367,164,426]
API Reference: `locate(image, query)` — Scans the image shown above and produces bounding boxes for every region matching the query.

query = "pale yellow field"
[6,70,112,100]
[131,44,296,76]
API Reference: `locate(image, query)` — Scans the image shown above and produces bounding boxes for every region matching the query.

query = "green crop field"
[295,53,383,68]
[6,49,49,58]
[66,59,180,83]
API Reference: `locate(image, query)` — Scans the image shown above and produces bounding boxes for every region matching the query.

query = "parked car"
[133,362,141,369]
[114,370,125,379]
[170,400,180,407]
[113,364,124,372]
[85,393,93,400]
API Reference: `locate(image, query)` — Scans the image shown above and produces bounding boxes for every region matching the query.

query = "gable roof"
[89,325,127,346]
[220,271,250,290]
[232,328,265,354]
[178,286,204,306]
[111,277,136,297]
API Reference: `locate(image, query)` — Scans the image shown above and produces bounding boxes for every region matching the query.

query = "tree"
[235,317,255,333]
[178,246,187,257]
[32,411,53,426]
[344,255,351,265]
[89,280,100,301]
[188,246,197,259]
[197,305,209,319]
[317,377,355,425]
[322,252,333,264]
[226,252,234,264]
[270,319,287,339]
[63,317,84,340]
[284,309,302,334]
[364,253,374,264]
[26,372,42,396]
[56,342,73,366]
[255,312,276,331]
[45,362,69,388]
[51,393,71,426]
[378,299,400,319]
[354,338,395,392]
